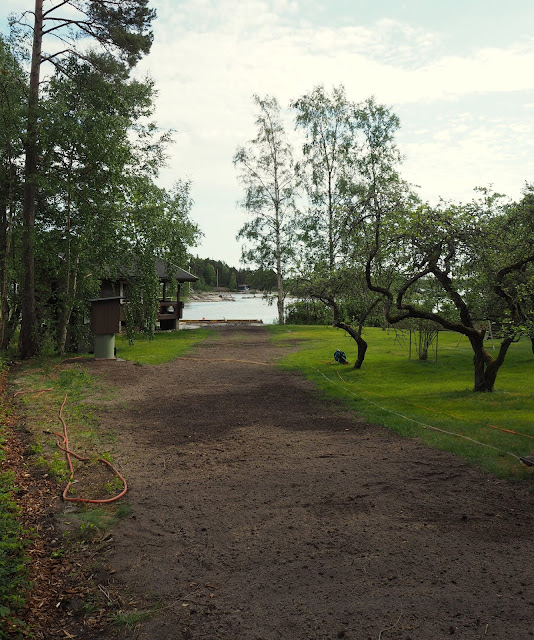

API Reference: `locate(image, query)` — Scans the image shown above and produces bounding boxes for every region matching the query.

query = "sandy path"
[86,326,533,640]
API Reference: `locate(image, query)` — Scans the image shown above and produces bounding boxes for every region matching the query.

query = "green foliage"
[0,471,30,639]
[292,84,355,270]
[0,35,26,352]
[4,3,204,358]
[36,451,70,482]
[61,503,133,544]
[66,506,117,536]
[188,256,273,291]
[13,0,158,358]
[285,300,331,325]
[56,368,93,392]
[35,53,159,351]
[111,605,161,629]
[84,0,156,68]
[291,86,403,367]
[366,187,534,390]
[248,268,277,292]
[0,360,30,638]
[270,325,534,479]
[104,476,124,496]
[115,503,132,519]
[31,53,201,352]
[204,263,217,286]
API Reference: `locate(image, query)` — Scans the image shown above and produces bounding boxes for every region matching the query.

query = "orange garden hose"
[13,388,54,397]
[55,393,127,504]
[13,386,127,503]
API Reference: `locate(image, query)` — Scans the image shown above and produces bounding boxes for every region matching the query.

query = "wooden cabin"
[99,259,198,331]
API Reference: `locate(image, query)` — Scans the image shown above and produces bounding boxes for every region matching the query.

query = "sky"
[3,0,534,267]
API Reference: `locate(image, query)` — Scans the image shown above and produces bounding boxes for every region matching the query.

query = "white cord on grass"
[314,368,520,462]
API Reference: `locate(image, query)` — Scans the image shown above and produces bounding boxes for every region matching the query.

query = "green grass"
[115,328,211,365]
[269,325,534,480]
[111,605,162,629]
[10,363,108,477]
[0,366,31,640]
[62,504,129,542]
[0,471,30,640]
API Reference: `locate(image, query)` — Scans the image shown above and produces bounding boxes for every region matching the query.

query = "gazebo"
[98,259,198,331]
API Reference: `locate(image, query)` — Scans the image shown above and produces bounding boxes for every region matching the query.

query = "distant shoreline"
[188,292,237,302]
[187,291,264,302]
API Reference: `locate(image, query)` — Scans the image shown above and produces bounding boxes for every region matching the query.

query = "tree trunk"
[354,338,368,370]
[336,321,368,369]
[274,211,285,325]
[1,303,21,351]
[57,253,80,354]
[0,196,9,348]
[472,341,490,392]
[56,181,74,354]
[469,334,513,392]
[57,305,70,355]
[531,337,534,355]
[19,0,43,358]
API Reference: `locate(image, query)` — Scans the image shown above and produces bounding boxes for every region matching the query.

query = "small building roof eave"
[154,258,199,283]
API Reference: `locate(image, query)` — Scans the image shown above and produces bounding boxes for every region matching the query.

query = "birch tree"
[292,85,355,272]
[292,88,405,367]
[234,95,298,325]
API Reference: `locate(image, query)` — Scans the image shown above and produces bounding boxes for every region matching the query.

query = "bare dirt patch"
[24,327,534,638]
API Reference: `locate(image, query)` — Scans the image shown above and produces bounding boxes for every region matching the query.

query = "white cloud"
[400,110,534,205]
[131,3,534,263]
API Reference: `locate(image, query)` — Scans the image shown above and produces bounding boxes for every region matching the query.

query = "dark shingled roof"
[155,259,198,283]
[99,258,198,283]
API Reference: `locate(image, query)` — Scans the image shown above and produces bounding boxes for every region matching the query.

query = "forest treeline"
[188,256,277,292]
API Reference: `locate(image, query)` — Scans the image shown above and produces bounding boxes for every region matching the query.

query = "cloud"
[400,109,534,204]
[135,3,534,262]
[142,4,534,125]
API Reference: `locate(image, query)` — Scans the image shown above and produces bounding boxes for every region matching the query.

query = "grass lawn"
[115,328,212,364]
[269,325,534,480]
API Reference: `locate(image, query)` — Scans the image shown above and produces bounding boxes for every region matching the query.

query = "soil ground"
[17,326,534,638]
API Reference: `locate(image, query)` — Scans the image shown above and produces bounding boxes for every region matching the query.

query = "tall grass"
[270,325,534,479]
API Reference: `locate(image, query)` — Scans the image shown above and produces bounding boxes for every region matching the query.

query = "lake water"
[183,293,282,324]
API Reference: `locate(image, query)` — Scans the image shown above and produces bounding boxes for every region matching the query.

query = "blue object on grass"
[334,349,348,364]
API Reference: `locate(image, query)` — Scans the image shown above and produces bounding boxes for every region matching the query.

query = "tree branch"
[43,1,74,19]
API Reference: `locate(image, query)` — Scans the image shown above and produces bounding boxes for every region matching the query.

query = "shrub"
[285,300,331,325]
